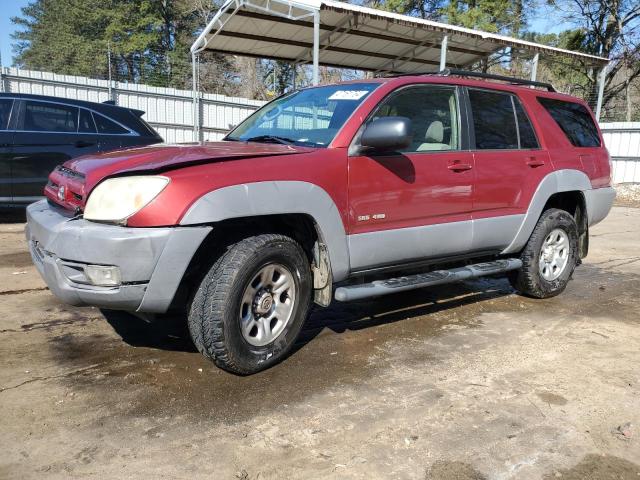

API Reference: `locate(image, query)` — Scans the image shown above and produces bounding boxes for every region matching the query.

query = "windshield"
[225,83,379,147]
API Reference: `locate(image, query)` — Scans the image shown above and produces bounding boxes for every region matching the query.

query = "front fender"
[180,181,350,281]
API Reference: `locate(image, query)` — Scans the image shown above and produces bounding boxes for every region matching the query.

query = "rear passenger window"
[23,101,78,133]
[538,98,600,147]
[79,109,96,133]
[93,113,129,135]
[468,90,518,150]
[0,99,13,130]
[513,99,539,149]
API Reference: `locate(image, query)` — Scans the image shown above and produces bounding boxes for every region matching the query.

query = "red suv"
[26,70,615,374]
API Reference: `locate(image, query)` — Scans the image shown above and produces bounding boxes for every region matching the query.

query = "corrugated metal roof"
[192,0,608,73]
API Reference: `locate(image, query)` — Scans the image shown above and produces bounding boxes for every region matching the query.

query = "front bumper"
[26,200,211,313]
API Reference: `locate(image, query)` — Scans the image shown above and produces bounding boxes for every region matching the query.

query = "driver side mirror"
[359,116,412,153]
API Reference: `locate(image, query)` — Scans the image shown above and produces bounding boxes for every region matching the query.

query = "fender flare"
[180,181,350,281]
[502,169,592,255]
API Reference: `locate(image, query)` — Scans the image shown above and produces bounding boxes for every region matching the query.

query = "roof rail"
[386,68,556,92]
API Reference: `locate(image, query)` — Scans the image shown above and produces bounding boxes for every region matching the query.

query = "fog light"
[85,265,122,286]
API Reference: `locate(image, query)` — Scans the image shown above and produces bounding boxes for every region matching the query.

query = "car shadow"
[100,276,514,355]
[100,309,198,353]
[0,210,27,223]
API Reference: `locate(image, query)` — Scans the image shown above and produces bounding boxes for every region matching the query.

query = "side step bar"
[334,258,522,302]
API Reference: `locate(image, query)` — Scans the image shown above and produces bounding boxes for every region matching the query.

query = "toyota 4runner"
[26,70,616,374]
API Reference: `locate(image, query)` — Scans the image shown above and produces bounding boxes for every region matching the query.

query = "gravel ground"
[615,183,640,208]
[0,206,639,480]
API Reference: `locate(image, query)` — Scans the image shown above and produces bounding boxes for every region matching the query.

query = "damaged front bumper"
[26,200,211,313]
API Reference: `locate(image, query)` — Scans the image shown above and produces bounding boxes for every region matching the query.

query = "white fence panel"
[601,123,640,184]
[0,67,264,143]
[3,68,638,184]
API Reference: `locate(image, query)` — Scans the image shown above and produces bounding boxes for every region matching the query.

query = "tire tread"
[188,234,307,374]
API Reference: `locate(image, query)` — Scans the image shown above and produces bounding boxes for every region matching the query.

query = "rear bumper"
[584,186,616,226]
[26,200,211,313]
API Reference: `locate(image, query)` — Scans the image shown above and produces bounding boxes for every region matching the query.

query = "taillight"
[606,149,613,186]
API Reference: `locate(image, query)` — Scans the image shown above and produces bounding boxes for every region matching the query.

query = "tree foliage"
[9,0,640,119]
[544,0,640,117]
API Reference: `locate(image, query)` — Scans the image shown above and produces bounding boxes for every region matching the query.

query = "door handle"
[75,140,95,148]
[447,161,473,172]
[526,157,545,168]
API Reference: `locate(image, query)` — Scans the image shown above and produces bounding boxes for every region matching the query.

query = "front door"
[347,84,475,271]
[10,100,99,202]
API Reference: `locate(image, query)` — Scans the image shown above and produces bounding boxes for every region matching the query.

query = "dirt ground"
[1,205,639,480]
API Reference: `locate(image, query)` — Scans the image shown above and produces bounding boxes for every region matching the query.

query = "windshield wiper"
[244,135,295,145]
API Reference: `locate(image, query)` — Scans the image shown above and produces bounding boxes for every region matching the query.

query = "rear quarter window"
[93,112,130,135]
[537,97,600,147]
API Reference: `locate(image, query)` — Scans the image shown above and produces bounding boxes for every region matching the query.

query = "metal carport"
[190,0,610,134]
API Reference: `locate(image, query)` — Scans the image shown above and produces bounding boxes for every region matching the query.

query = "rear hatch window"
[537,97,601,147]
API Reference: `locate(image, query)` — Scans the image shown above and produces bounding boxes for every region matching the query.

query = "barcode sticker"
[328,90,369,100]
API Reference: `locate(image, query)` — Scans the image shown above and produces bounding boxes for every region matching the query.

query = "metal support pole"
[0,67,6,93]
[530,53,539,83]
[439,35,448,71]
[595,65,607,122]
[292,63,297,90]
[312,11,320,85]
[107,45,113,101]
[192,51,200,141]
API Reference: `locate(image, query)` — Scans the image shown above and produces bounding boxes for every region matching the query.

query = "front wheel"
[188,234,312,374]
[509,208,579,298]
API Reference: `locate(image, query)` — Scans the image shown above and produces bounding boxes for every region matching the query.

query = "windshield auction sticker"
[328,90,370,100]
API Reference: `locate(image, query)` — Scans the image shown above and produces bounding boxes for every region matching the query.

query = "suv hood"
[67,141,312,177]
[46,141,313,211]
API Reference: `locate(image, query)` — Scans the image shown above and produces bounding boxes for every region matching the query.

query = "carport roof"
[191,0,609,75]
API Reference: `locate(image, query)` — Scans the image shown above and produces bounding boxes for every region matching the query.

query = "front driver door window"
[347,84,475,271]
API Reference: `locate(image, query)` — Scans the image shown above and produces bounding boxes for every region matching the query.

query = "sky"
[0,0,571,68]
[0,0,29,67]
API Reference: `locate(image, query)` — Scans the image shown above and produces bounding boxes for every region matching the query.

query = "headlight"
[84,176,169,224]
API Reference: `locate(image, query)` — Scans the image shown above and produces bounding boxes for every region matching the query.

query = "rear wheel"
[509,208,579,298]
[188,234,312,374]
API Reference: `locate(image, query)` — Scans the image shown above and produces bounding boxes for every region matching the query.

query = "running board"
[334,258,523,302]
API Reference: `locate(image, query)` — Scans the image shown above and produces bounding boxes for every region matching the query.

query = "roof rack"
[386,68,556,92]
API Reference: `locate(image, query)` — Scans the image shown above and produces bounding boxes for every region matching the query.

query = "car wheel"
[509,208,579,299]
[188,234,312,374]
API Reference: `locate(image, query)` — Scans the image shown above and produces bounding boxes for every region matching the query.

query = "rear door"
[0,98,15,203]
[10,100,99,202]
[466,88,551,250]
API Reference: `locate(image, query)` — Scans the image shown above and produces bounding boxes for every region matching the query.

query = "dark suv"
[0,93,162,206]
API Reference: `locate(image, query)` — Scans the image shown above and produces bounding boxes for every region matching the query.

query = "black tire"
[188,234,312,375]
[509,208,579,299]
